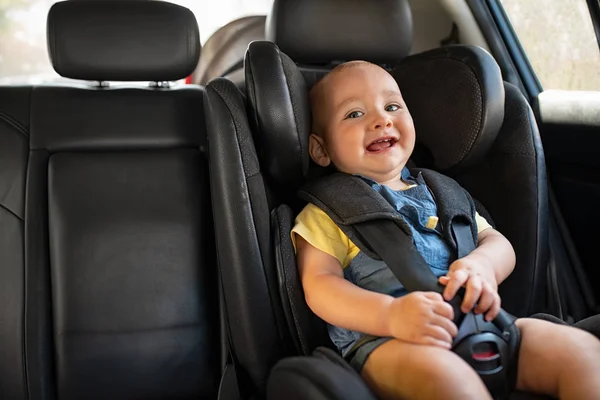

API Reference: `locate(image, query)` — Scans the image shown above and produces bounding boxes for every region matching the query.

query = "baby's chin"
[343,165,406,182]
[330,156,407,179]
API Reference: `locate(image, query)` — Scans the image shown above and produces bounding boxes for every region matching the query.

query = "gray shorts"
[344,335,393,372]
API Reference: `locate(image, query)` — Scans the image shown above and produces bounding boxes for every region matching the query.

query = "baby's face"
[310,62,415,182]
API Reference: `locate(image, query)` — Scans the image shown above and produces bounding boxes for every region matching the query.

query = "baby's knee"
[427,349,478,378]
[408,348,485,390]
[565,328,600,364]
[523,319,600,367]
[363,341,491,400]
[419,350,492,399]
[545,323,600,354]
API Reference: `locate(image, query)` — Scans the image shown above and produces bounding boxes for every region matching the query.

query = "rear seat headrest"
[245,42,505,187]
[47,0,200,82]
[266,0,413,64]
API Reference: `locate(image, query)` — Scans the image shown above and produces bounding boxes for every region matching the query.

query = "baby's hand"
[439,255,501,321]
[387,291,457,349]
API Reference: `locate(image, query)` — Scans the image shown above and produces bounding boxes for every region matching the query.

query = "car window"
[0,0,273,85]
[499,0,600,91]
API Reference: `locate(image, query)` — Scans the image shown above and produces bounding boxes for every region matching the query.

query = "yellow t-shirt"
[291,203,492,268]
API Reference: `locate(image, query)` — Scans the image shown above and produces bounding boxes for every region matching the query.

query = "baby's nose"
[373,117,393,129]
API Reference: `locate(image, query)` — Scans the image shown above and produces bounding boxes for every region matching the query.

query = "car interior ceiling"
[0,0,598,399]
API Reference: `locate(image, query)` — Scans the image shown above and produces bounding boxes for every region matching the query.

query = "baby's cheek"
[334,145,360,163]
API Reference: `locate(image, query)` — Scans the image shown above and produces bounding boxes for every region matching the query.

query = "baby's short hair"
[310,61,371,100]
[329,60,372,73]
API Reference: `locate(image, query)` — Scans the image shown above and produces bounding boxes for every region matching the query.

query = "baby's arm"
[297,236,457,348]
[470,227,516,285]
[440,227,516,320]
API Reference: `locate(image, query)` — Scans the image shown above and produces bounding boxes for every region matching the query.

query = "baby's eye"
[346,110,364,119]
[386,104,401,112]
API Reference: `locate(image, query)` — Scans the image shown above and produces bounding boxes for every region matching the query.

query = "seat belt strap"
[355,220,440,292]
[354,218,519,400]
[451,220,476,258]
[217,358,241,400]
[354,219,464,322]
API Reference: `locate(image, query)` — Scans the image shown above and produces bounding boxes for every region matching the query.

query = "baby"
[292,60,600,399]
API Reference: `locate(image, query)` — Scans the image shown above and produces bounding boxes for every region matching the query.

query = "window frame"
[585,0,600,48]
[482,0,600,99]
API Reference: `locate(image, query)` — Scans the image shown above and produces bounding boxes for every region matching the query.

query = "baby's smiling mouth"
[366,136,398,152]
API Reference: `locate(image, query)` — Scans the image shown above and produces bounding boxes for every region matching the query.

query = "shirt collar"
[354,167,415,187]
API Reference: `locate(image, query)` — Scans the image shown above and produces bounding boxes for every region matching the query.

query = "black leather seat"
[0,1,229,398]
[205,0,550,398]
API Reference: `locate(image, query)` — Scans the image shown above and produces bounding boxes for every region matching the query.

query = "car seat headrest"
[266,0,413,65]
[47,0,200,82]
[393,45,505,170]
[245,42,505,188]
[245,41,311,189]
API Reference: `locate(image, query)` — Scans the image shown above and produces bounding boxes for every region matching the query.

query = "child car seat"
[204,0,550,398]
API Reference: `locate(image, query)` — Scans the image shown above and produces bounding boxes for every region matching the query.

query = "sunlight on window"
[500,0,600,91]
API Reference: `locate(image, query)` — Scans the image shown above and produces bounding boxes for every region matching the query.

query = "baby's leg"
[516,318,600,399]
[361,339,492,400]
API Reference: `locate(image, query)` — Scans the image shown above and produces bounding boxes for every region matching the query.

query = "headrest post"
[150,81,172,89]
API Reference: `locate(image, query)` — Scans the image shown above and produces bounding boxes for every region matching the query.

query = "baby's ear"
[309,134,331,167]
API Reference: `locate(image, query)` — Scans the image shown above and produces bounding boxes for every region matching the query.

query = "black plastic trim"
[465,0,526,94]
[586,0,600,49]
[485,0,543,99]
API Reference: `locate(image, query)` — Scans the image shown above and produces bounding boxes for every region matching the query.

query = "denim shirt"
[329,168,454,355]
[359,167,453,273]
